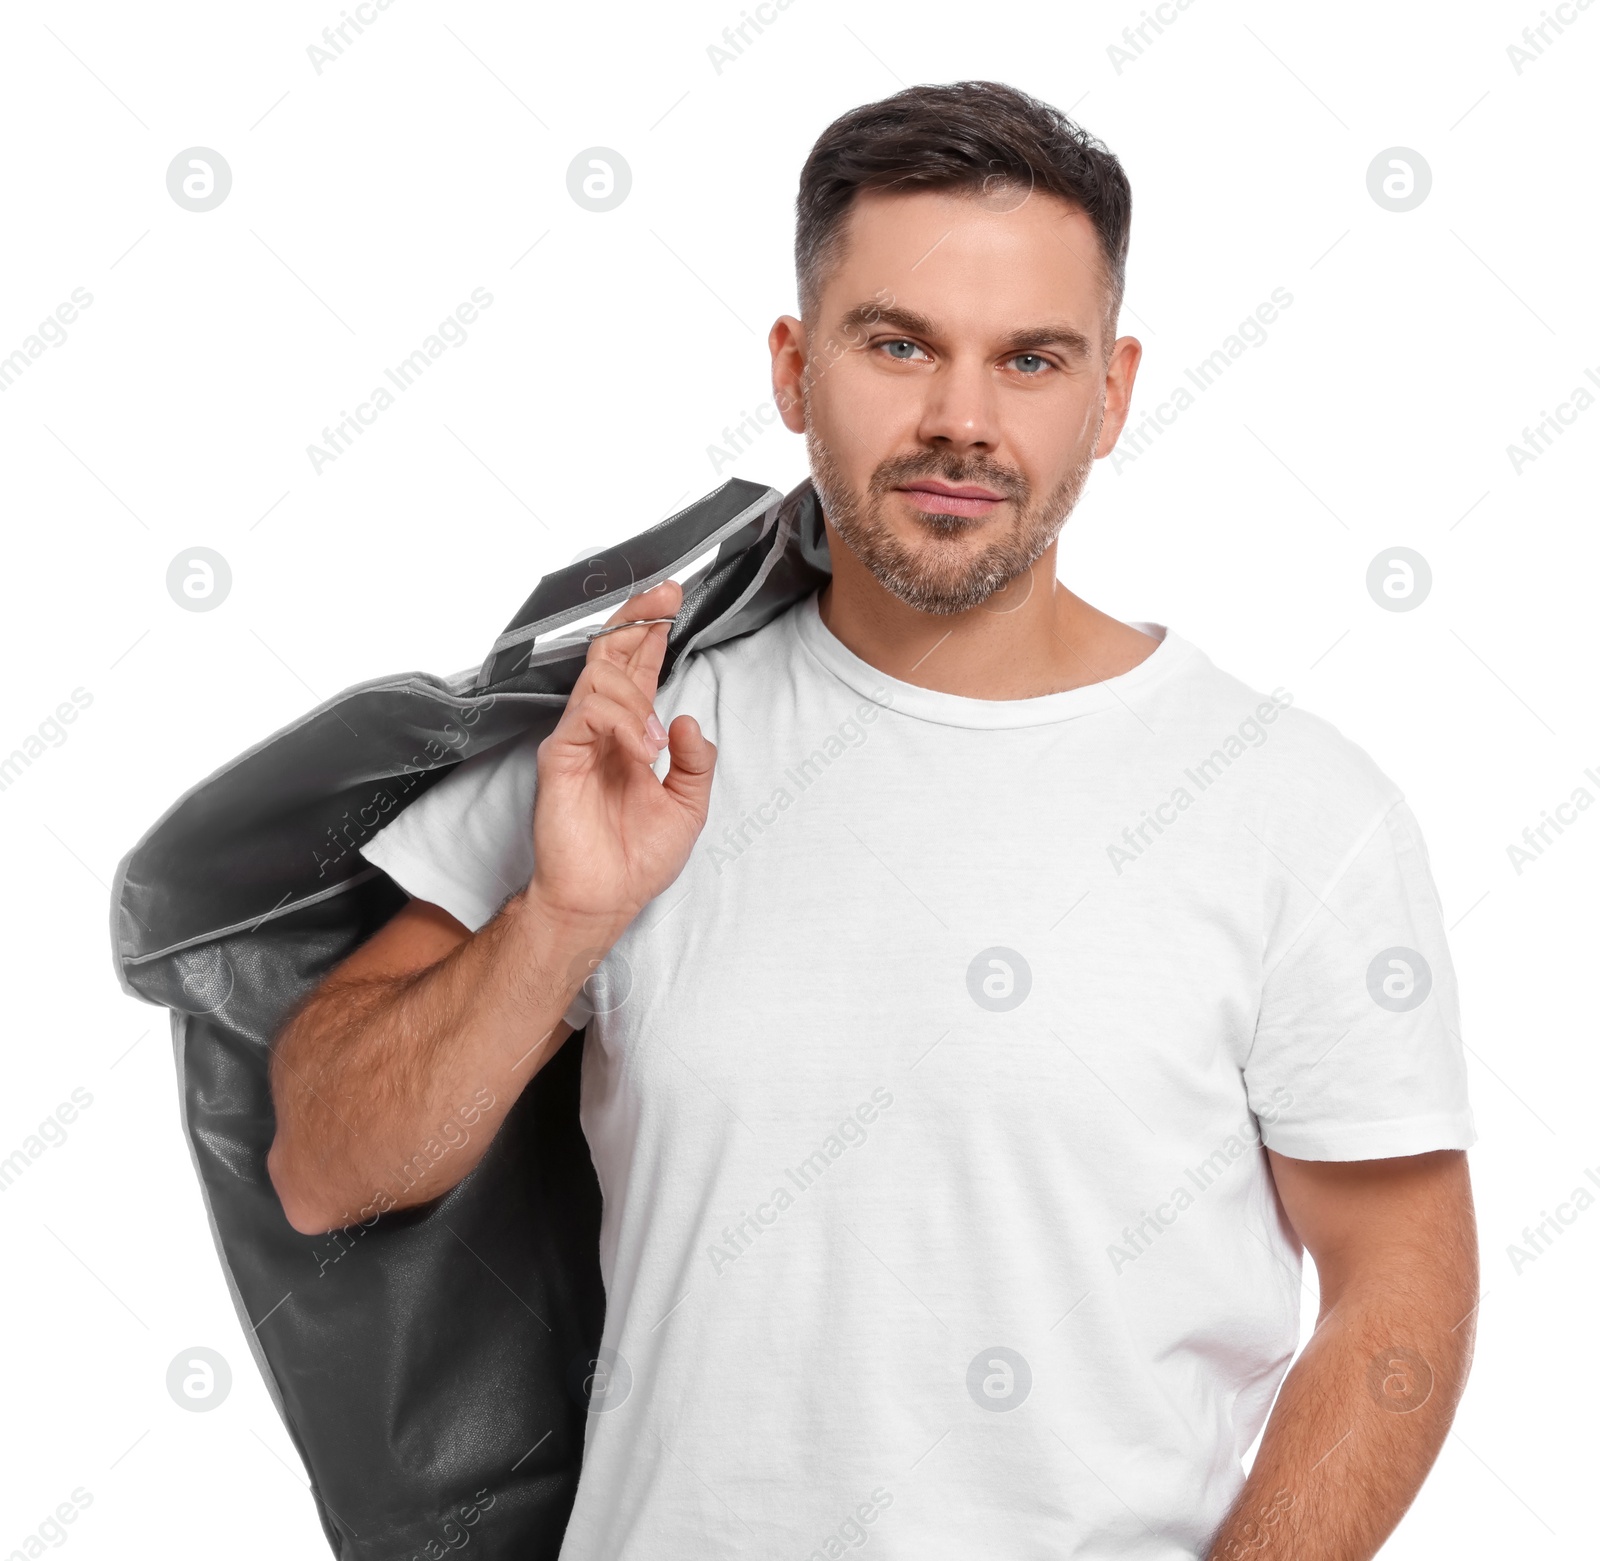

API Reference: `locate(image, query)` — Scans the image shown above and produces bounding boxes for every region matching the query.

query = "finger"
[586,580,683,691]
[577,660,665,733]
[596,576,680,636]
[611,579,682,693]
[546,690,663,770]
[659,715,717,817]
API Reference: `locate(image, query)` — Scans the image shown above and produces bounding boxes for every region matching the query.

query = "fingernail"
[646,713,667,745]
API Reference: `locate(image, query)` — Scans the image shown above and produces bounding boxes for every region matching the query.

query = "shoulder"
[656,593,811,718]
[682,592,810,679]
[1156,638,1438,963]
[358,720,543,930]
[1158,634,1404,846]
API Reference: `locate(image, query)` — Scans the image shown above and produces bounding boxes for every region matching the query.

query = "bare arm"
[1203,1148,1478,1561]
[266,891,608,1234]
[266,578,717,1235]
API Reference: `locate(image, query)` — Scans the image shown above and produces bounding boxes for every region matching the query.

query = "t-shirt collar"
[791,588,1191,731]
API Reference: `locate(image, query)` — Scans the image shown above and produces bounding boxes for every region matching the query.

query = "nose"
[915,353,1001,455]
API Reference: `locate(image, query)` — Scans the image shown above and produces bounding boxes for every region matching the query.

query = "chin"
[876,556,1020,617]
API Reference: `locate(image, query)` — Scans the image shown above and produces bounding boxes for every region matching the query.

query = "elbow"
[266,1136,341,1237]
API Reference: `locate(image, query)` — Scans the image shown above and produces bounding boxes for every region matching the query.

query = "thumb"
[660,714,717,818]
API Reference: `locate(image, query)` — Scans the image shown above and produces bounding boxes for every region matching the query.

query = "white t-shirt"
[360,590,1475,1560]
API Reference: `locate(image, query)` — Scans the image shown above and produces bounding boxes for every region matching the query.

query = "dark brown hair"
[795,80,1132,343]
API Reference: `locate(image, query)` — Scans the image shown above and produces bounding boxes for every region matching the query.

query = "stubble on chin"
[805,421,1097,617]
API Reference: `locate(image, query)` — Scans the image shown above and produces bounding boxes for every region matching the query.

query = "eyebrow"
[835,302,1095,360]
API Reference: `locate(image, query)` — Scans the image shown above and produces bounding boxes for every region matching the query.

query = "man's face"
[772,186,1140,615]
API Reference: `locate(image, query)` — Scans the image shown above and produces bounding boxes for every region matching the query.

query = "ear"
[1095,334,1143,459]
[769,315,809,434]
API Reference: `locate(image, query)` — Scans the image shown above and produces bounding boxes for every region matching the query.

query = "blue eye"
[882,339,920,359]
[1012,353,1048,374]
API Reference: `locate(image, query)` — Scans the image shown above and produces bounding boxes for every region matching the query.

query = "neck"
[815,531,1159,701]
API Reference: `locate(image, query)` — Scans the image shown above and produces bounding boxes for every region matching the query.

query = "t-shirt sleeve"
[1244,795,1476,1161]
[358,728,594,1031]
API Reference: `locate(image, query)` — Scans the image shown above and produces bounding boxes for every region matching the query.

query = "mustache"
[868,452,1028,500]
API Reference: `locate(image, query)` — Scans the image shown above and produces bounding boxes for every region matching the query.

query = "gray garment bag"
[110,475,829,1558]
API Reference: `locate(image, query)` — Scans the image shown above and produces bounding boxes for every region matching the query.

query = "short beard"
[804,394,1100,616]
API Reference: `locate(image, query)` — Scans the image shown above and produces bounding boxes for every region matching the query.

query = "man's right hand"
[265,577,717,1236]
[529,578,718,928]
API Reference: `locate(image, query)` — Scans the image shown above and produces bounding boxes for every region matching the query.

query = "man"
[267,80,1478,1560]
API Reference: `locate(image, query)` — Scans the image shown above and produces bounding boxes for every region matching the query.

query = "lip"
[895,481,1007,518]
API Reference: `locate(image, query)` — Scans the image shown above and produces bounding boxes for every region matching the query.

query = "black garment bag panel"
[110,477,830,1558]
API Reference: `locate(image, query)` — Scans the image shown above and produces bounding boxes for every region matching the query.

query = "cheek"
[1011,388,1100,479]
[821,357,925,447]
[1079,395,1118,460]
[1060,387,1104,444]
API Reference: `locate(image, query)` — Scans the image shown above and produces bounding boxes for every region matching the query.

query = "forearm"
[267,889,621,1232]
[1204,1269,1476,1561]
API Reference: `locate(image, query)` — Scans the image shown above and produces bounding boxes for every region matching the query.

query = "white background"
[1,0,1594,1554]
